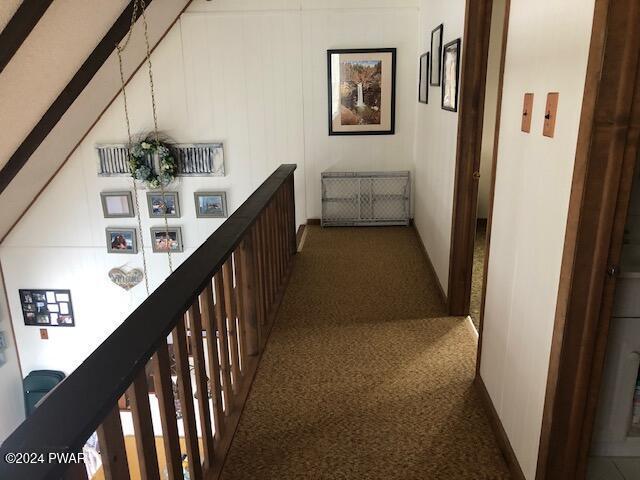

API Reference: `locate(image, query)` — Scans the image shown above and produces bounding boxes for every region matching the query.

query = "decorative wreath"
[129,139,177,189]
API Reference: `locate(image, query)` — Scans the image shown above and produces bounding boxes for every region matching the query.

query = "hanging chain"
[116,0,173,295]
[116,0,150,295]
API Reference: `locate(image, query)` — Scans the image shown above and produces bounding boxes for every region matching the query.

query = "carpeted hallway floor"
[220,226,510,479]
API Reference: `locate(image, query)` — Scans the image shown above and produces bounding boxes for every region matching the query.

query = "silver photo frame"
[106,228,138,254]
[100,191,134,218]
[146,191,180,218]
[150,227,184,253]
[194,191,228,218]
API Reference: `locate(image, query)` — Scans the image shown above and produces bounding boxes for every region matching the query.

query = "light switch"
[521,93,533,133]
[543,92,559,138]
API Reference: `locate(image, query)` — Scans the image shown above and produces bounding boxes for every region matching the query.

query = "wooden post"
[127,369,160,480]
[239,236,259,356]
[222,259,241,390]
[214,271,233,414]
[96,406,130,480]
[200,284,224,439]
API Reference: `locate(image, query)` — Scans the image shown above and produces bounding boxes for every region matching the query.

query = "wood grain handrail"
[0,164,297,480]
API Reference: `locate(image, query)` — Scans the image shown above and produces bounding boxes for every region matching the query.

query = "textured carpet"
[469,220,487,331]
[221,226,510,480]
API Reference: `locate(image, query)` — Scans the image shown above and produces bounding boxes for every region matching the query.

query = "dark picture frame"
[146,191,180,218]
[194,192,228,218]
[430,24,443,86]
[418,52,429,104]
[19,289,75,327]
[105,228,138,254]
[327,48,396,135]
[442,38,461,112]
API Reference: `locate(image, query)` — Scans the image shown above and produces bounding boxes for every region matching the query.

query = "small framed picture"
[100,192,134,218]
[36,314,50,325]
[442,38,461,112]
[419,52,429,104]
[194,192,228,218]
[151,227,184,253]
[430,24,443,86]
[146,192,180,218]
[106,228,138,254]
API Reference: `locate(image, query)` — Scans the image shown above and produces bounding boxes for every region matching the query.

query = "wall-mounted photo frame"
[106,228,138,254]
[146,191,180,218]
[20,289,75,327]
[151,227,184,253]
[100,191,134,218]
[430,24,443,86]
[418,52,429,104]
[442,38,461,112]
[194,192,228,218]
[327,48,396,135]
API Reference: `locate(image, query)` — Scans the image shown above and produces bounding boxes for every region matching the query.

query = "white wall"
[0,0,419,377]
[0,277,25,443]
[479,1,595,478]
[413,0,466,294]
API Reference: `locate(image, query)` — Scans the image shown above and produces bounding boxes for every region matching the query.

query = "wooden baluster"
[239,236,259,356]
[288,174,297,256]
[222,259,241,390]
[252,224,265,344]
[273,191,283,285]
[200,284,224,439]
[127,369,160,480]
[172,320,203,480]
[97,406,130,480]
[277,188,285,282]
[260,213,272,314]
[267,202,277,304]
[63,462,89,480]
[214,271,233,412]
[186,301,215,470]
[233,248,249,365]
[151,340,182,480]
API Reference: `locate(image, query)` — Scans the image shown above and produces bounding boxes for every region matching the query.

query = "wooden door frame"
[447,0,494,316]
[536,0,640,478]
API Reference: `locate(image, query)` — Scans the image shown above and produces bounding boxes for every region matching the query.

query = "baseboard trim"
[411,222,448,306]
[306,218,321,225]
[475,376,526,480]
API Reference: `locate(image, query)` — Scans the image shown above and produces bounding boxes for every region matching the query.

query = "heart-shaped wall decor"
[109,267,144,291]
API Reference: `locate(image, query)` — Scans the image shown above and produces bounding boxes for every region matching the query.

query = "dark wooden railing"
[0,164,297,480]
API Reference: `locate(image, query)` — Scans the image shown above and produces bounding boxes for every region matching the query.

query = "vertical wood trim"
[200,284,224,439]
[96,406,130,480]
[223,259,241,391]
[447,0,494,316]
[151,341,182,480]
[127,369,160,480]
[537,0,640,478]
[186,302,215,470]
[172,320,203,480]
[233,251,249,368]
[475,0,512,375]
[214,271,233,414]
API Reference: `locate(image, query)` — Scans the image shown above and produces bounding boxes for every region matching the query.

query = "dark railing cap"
[0,164,296,479]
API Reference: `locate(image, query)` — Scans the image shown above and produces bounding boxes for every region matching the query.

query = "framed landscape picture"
[442,38,461,112]
[100,191,134,218]
[430,24,443,86]
[419,52,429,104]
[106,228,138,254]
[194,192,228,218]
[146,191,180,218]
[327,48,396,135]
[151,227,184,253]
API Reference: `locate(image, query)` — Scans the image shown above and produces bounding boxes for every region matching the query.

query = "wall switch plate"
[521,93,534,133]
[0,331,6,349]
[543,92,559,138]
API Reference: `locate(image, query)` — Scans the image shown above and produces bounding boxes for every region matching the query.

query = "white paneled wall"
[0,1,419,377]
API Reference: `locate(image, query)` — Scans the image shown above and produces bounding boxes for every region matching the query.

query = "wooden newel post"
[240,236,260,355]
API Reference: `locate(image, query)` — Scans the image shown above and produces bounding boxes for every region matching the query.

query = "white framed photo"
[194,192,228,218]
[101,192,134,218]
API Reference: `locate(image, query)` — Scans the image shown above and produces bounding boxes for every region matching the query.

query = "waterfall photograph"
[338,59,382,125]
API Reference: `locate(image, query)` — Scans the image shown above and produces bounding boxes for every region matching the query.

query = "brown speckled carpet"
[221,226,510,480]
[470,220,487,331]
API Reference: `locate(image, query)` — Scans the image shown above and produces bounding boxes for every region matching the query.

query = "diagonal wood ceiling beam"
[0,0,53,74]
[0,0,153,195]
